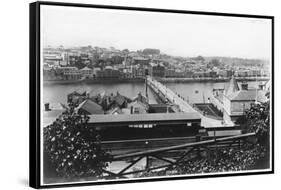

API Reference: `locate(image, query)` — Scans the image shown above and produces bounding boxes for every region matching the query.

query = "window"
[134,107,140,114]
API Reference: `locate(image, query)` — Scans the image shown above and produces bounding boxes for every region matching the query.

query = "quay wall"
[43,77,269,85]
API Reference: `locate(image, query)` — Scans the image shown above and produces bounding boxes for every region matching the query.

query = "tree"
[122,49,129,54]
[207,59,220,68]
[243,101,270,148]
[192,55,205,62]
[43,104,111,179]
[143,48,160,55]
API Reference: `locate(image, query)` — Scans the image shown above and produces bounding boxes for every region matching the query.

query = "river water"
[43,81,259,105]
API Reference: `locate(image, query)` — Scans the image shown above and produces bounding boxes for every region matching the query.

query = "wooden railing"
[102,132,256,178]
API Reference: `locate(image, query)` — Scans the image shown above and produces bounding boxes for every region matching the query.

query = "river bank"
[43,76,269,85]
[158,77,269,83]
[43,78,145,85]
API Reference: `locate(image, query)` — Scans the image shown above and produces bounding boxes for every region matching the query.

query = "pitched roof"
[114,95,126,106]
[128,101,149,110]
[226,75,240,96]
[76,99,104,114]
[80,66,92,71]
[227,89,266,102]
[132,92,148,104]
[107,107,122,115]
[67,90,86,97]
[113,93,131,106]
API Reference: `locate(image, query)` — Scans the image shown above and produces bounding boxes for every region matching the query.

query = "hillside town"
[42,45,271,184]
[43,46,270,82]
[36,2,274,185]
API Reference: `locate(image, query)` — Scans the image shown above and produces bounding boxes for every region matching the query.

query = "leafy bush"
[43,105,111,178]
[245,101,270,147]
[174,145,266,174]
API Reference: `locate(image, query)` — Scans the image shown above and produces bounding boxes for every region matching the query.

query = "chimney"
[241,82,248,90]
[137,92,142,102]
[130,106,133,114]
[258,82,265,90]
[44,103,50,111]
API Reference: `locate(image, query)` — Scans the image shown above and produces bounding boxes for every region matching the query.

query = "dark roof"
[89,95,101,103]
[68,90,86,96]
[76,99,104,114]
[149,104,172,113]
[149,104,167,108]
[114,94,131,106]
[115,96,125,106]
[88,112,201,127]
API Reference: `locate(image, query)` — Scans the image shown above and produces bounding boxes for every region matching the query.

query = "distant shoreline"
[158,77,270,83]
[43,78,145,85]
[43,77,269,85]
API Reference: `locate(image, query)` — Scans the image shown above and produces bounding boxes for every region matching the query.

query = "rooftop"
[133,57,149,61]
[80,66,92,71]
[88,112,201,126]
[76,99,104,114]
[227,89,266,102]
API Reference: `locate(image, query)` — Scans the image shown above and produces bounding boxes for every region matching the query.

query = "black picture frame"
[30,1,274,188]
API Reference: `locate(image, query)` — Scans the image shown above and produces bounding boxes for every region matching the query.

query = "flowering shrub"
[43,105,111,178]
[245,102,270,147]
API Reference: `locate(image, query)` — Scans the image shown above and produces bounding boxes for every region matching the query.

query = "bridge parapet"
[147,77,197,113]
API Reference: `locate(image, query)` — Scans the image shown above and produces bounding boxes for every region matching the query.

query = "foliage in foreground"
[44,104,111,178]
[135,101,270,178]
[134,144,267,178]
[44,100,270,179]
[243,101,270,147]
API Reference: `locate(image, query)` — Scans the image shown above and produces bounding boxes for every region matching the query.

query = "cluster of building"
[65,89,177,117]
[210,76,270,124]
[43,46,270,82]
[68,90,143,115]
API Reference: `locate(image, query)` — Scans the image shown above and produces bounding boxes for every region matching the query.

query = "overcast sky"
[41,5,272,59]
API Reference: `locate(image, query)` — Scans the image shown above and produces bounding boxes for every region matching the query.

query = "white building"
[211,75,267,124]
[80,66,93,78]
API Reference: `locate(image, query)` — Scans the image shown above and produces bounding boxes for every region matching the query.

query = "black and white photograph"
[30,1,273,188]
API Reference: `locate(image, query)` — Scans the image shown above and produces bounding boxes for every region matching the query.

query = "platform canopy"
[88,112,201,127]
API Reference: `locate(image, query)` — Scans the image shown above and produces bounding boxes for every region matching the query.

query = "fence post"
[238,139,241,149]
[196,135,201,158]
[146,156,150,171]
[214,129,218,152]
